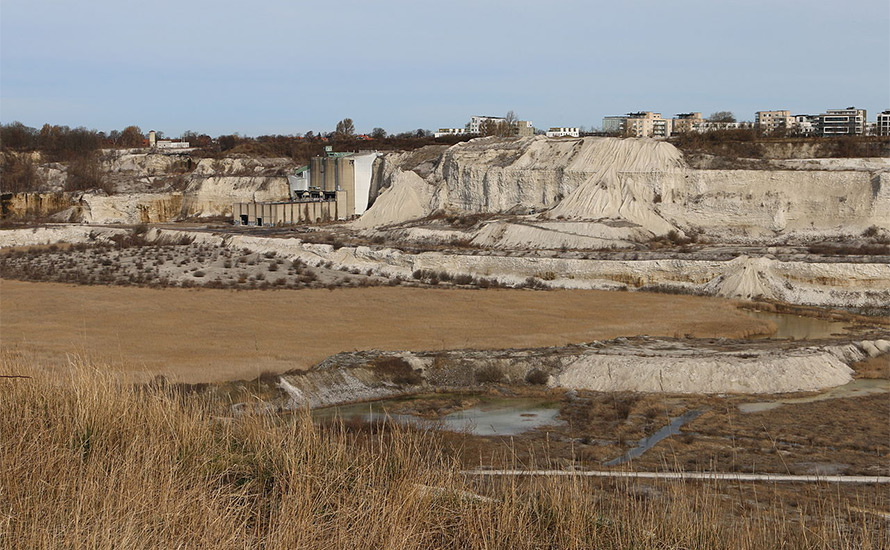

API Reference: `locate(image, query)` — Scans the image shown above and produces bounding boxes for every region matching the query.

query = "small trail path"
[461,469,890,484]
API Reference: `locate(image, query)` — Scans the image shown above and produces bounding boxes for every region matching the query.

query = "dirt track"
[0,280,772,382]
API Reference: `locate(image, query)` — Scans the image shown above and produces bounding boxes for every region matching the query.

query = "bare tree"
[334,118,355,139]
[708,111,736,123]
[65,153,109,193]
[499,110,519,137]
[120,126,144,147]
[479,119,499,137]
[370,127,387,139]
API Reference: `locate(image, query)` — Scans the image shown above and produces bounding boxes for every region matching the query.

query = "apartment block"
[792,114,819,135]
[627,112,672,138]
[514,120,535,137]
[602,116,626,134]
[819,107,867,136]
[468,115,505,134]
[602,112,671,138]
[671,113,704,134]
[877,110,890,136]
[755,110,793,133]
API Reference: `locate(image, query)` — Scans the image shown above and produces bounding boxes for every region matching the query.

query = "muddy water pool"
[738,378,890,413]
[745,311,852,340]
[313,397,564,436]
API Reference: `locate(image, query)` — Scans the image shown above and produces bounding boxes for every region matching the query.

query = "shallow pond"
[746,311,851,340]
[738,378,890,413]
[314,397,564,436]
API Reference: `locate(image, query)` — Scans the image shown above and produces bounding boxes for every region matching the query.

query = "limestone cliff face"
[181,176,289,218]
[364,136,889,240]
[2,151,294,224]
[1,192,77,220]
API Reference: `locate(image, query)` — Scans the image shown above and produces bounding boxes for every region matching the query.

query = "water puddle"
[603,410,704,467]
[314,397,564,436]
[738,378,890,413]
[746,311,851,340]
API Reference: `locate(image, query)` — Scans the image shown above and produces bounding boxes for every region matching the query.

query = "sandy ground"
[0,280,772,383]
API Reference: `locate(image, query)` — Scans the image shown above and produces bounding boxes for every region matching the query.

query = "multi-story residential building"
[627,112,672,138]
[819,107,867,136]
[602,112,671,138]
[468,115,505,134]
[436,118,534,138]
[877,110,890,136]
[755,110,793,133]
[671,113,705,134]
[545,127,580,138]
[602,116,627,134]
[514,120,535,137]
[791,114,819,135]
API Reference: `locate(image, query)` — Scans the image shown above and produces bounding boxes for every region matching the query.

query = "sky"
[2,0,889,137]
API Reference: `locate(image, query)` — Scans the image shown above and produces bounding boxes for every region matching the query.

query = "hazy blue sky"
[2,0,888,137]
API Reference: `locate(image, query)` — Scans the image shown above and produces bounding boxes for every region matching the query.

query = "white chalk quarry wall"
[180,176,289,218]
[6,152,295,224]
[360,136,889,240]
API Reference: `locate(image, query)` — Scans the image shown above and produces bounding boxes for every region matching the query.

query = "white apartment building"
[791,115,819,135]
[877,110,890,137]
[434,128,467,138]
[468,115,506,134]
[546,127,580,138]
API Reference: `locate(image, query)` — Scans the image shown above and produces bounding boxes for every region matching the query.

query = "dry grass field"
[2,357,885,549]
[0,280,771,382]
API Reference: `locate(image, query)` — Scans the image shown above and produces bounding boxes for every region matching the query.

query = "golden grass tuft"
[1,353,886,549]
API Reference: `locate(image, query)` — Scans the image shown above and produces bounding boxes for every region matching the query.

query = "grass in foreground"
[1,355,886,549]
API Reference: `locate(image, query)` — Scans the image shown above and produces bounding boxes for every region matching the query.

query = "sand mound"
[554,343,858,394]
[353,169,434,228]
[546,138,684,235]
[706,256,782,300]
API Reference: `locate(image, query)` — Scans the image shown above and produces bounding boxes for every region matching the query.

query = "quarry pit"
[2,135,888,483]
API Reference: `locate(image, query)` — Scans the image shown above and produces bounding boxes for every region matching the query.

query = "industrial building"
[234,148,379,226]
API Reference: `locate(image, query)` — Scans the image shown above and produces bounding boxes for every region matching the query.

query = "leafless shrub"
[476,364,505,384]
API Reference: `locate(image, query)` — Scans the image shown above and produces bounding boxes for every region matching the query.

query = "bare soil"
[0,280,771,382]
